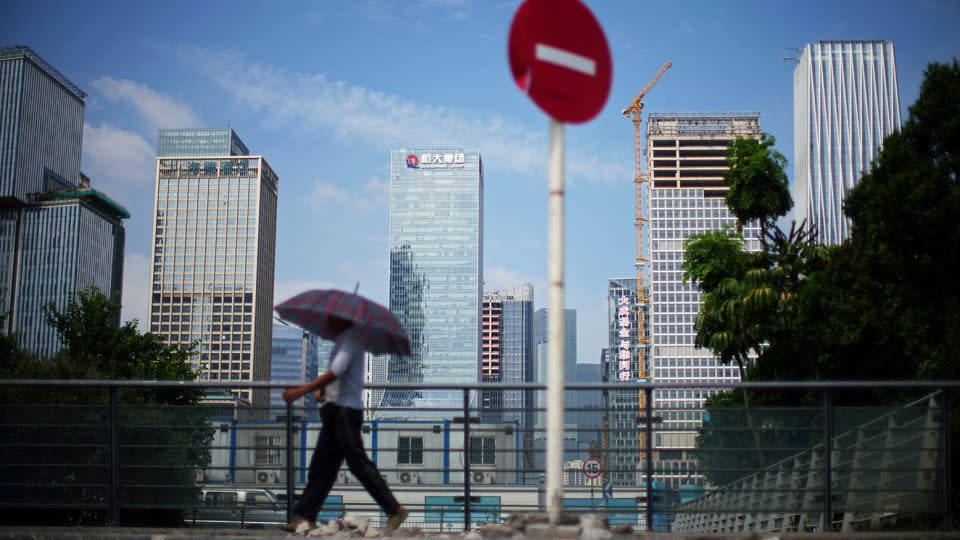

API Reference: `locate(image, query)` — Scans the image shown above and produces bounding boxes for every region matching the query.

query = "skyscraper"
[149,128,278,408]
[479,284,534,435]
[794,41,901,245]
[604,277,647,486]
[647,113,762,488]
[0,46,127,357]
[533,308,577,432]
[380,148,483,420]
[270,322,319,419]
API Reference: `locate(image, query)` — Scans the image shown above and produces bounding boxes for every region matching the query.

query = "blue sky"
[4,0,958,365]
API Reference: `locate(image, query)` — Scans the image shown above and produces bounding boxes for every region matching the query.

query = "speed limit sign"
[582,457,602,480]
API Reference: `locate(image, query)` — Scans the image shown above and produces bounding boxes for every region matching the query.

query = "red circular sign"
[508,0,612,124]
[406,154,419,168]
[583,457,603,479]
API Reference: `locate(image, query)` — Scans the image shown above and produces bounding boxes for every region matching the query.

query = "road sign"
[588,440,599,458]
[602,481,614,499]
[508,0,612,123]
[582,457,602,480]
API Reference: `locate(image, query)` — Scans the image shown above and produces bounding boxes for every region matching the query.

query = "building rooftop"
[647,113,761,136]
[35,188,131,220]
[0,45,86,100]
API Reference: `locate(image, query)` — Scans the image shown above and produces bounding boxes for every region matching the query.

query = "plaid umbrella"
[274,289,411,356]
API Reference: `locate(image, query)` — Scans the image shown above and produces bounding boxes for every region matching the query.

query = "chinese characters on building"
[617,296,632,381]
[418,152,466,169]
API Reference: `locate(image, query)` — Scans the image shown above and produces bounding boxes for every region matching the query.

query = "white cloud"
[120,252,150,331]
[273,279,335,308]
[484,265,544,304]
[81,122,154,199]
[92,77,201,130]
[273,258,389,317]
[307,176,388,214]
[188,49,627,185]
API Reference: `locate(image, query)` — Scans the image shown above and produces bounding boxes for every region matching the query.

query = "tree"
[690,61,960,498]
[0,287,212,526]
[724,134,792,234]
[684,133,803,471]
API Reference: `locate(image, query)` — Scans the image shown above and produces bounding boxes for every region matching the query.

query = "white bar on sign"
[535,43,596,76]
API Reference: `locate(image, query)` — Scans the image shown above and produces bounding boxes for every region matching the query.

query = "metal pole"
[645,386,654,532]
[285,400,295,523]
[463,388,472,532]
[823,390,834,532]
[108,386,120,525]
[546,118,566,526]
[943,389,952,529]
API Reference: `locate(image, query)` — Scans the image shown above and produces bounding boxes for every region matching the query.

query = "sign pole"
[546,118,566,527]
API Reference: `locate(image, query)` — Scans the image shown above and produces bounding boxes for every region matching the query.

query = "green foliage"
[0,287,212,526]
[689,61,960,492]
[685,222,824,368]
[682,229,753,294]
[724,134,793,230]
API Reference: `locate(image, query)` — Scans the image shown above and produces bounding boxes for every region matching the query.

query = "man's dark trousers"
[295,402,400,521]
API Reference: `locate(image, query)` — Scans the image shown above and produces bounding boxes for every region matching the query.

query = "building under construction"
[646,113,762,489]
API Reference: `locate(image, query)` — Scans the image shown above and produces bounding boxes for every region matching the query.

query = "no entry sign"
[508,0,612,123]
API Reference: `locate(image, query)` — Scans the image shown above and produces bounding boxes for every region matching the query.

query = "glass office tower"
[480,284,534,433]
[0,46,127,356]
[604,277,648,486]
[270,323,320,419]
[647,113,761,489]
[149,129,278,409]
[794,41,901,245]
[533,308,577,432]
[380,148,483,420]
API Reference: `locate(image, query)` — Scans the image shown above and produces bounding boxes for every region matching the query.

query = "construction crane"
[623,60,671,466]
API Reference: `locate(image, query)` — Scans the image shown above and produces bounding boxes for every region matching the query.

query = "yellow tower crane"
[622,60,671,465]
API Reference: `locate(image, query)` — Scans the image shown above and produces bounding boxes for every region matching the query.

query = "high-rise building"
[573,361,603,452]
[793,41,901,245]
[604,277,647,486]
[647,113,762,488]
[479,284,534,434]
[380,148,483,420]
[533,308,577,431]
[270,322,319,419]
[0,46,127,357]
[149,128,278,408]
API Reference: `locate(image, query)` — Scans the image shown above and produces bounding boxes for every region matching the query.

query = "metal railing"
[0,380,954,532]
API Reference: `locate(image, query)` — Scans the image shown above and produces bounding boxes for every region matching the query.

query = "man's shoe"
[280,516,316,533]
[383,506,409,533]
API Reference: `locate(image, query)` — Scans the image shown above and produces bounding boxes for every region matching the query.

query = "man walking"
[281,316,408,534]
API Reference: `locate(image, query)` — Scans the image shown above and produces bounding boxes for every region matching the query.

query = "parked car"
[189,488,285,528]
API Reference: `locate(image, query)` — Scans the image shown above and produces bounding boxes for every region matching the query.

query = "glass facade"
[157,128,249,158]
[0,46,126,355]
[794,41,901,246]
[0,46,84,202]
[149,136,278,409]
[479,285,534,435]
[647,113,762,489]
[604,277,650,486]
[270,323,320,420]
[533,308,577,432]
[379,148,482,420]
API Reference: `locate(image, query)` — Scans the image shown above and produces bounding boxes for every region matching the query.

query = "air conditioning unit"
[337,470,350,484]
[194,470,205,483]
[397,471,421,484]
[256,470,278,484]
[471,471,494,485]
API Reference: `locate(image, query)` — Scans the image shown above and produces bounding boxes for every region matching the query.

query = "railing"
[0,380,954,532]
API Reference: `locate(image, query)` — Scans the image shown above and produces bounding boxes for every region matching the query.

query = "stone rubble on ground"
[303,511,628,539]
